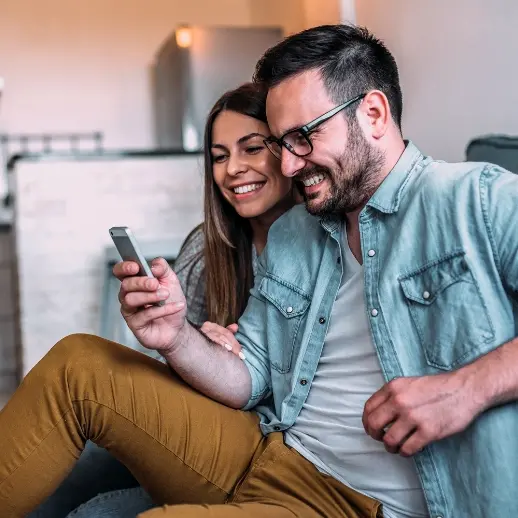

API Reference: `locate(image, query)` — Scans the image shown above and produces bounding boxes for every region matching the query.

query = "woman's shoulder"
[175,224,205,270]
[174,224,207,327]
[180,223,205,253]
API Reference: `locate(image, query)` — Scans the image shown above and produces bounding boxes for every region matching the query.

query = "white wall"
[14,156,204,374]
[355,0,518,162]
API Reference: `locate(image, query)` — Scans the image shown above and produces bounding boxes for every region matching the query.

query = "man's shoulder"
[421,158,514,185]
[416,158,517,199]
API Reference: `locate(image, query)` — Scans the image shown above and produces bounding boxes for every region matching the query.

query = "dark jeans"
[28,441,149,518]
[66,487,155,518]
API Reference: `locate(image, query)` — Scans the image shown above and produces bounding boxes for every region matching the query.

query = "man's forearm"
[160,322,252,409]
[461,336,518,413]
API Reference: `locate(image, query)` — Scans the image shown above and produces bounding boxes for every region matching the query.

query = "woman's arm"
[173,224,209,328]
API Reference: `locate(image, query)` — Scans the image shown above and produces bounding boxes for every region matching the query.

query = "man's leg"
[0,334,263,517]
[140,435,382,518]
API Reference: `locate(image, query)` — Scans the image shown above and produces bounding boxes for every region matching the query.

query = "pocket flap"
[399,252,469,305]
[259,275,310,318]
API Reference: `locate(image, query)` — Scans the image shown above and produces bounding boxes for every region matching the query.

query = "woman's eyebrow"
[211,144,227,151]
[212,133,268,150]
[237,132,268,144]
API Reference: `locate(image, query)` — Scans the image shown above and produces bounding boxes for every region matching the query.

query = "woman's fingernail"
[224,343,232,351]
[238,351,246,361]
[157,289,169,299]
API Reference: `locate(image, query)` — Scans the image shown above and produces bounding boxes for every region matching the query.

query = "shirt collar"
[366,140,423,214]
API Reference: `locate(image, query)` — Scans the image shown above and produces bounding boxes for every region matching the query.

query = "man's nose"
[281,148,306,178]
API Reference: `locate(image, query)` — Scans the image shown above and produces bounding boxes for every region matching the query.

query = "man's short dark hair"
[254,24,403,129]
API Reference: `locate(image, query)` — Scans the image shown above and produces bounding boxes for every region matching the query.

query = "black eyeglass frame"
[264,93,367,159]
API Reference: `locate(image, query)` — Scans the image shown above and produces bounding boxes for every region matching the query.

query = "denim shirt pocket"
[259,275,311,373]
[399,251,495,370]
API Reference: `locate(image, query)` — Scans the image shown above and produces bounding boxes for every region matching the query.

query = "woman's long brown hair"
[203,83,269,326]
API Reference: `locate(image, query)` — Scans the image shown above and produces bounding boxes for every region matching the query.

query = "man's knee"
[50,333,167,379]
[52,333,108,358]
[19,334,114,395]
[45,333,122,375]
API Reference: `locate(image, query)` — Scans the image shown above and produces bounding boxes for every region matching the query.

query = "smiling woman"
[211,113,291,221]
[202,83,298,326]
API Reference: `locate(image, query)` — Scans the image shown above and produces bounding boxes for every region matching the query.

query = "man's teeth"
[233,183,262,194]
[302,174,325,187]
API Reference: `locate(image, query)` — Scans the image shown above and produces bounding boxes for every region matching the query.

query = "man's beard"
[300,121,385,217]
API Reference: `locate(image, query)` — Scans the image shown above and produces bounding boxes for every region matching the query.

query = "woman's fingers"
[200,322,245,360]
[226,323,239,333]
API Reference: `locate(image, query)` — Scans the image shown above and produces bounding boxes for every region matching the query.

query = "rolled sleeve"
[235,254,272,410]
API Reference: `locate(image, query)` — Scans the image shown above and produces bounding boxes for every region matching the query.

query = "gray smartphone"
[109,226,165,306]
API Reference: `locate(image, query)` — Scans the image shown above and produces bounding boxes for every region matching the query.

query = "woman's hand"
[200,322,245,360]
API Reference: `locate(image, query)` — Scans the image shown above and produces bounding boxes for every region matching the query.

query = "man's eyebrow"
[274,124,304,138]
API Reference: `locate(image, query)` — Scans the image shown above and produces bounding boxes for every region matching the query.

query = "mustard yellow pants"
[0,334,382,517]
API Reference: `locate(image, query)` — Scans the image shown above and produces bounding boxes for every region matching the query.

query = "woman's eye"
[212,155,227,163]
[246,146,263,154]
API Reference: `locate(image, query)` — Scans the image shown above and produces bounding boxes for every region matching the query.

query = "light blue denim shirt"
[236,141,518,518]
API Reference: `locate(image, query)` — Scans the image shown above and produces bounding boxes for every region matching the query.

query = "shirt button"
[273,425,281,431]
[286,306,293,314]
[319,317,326,324]
[300,379,308,386]
[371,308,379,317]
[368,249,376,257]
[423,291,430,300]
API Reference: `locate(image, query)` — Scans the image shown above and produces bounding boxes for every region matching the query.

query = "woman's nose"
[227,154,248,176]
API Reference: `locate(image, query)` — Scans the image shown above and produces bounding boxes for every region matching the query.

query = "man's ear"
[357,90,391,140]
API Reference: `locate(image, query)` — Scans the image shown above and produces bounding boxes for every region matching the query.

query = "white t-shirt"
[285,236,428,518]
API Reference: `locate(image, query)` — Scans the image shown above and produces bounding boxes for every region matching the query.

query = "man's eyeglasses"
[264,93,366,160]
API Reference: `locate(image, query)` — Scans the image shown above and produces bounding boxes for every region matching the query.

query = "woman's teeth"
[233,183,262,194]
[302,173,325,187]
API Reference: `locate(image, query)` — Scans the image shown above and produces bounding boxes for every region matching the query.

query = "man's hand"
[113,258,187,353]
[113,258,252,409]
[362,370,481,457]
